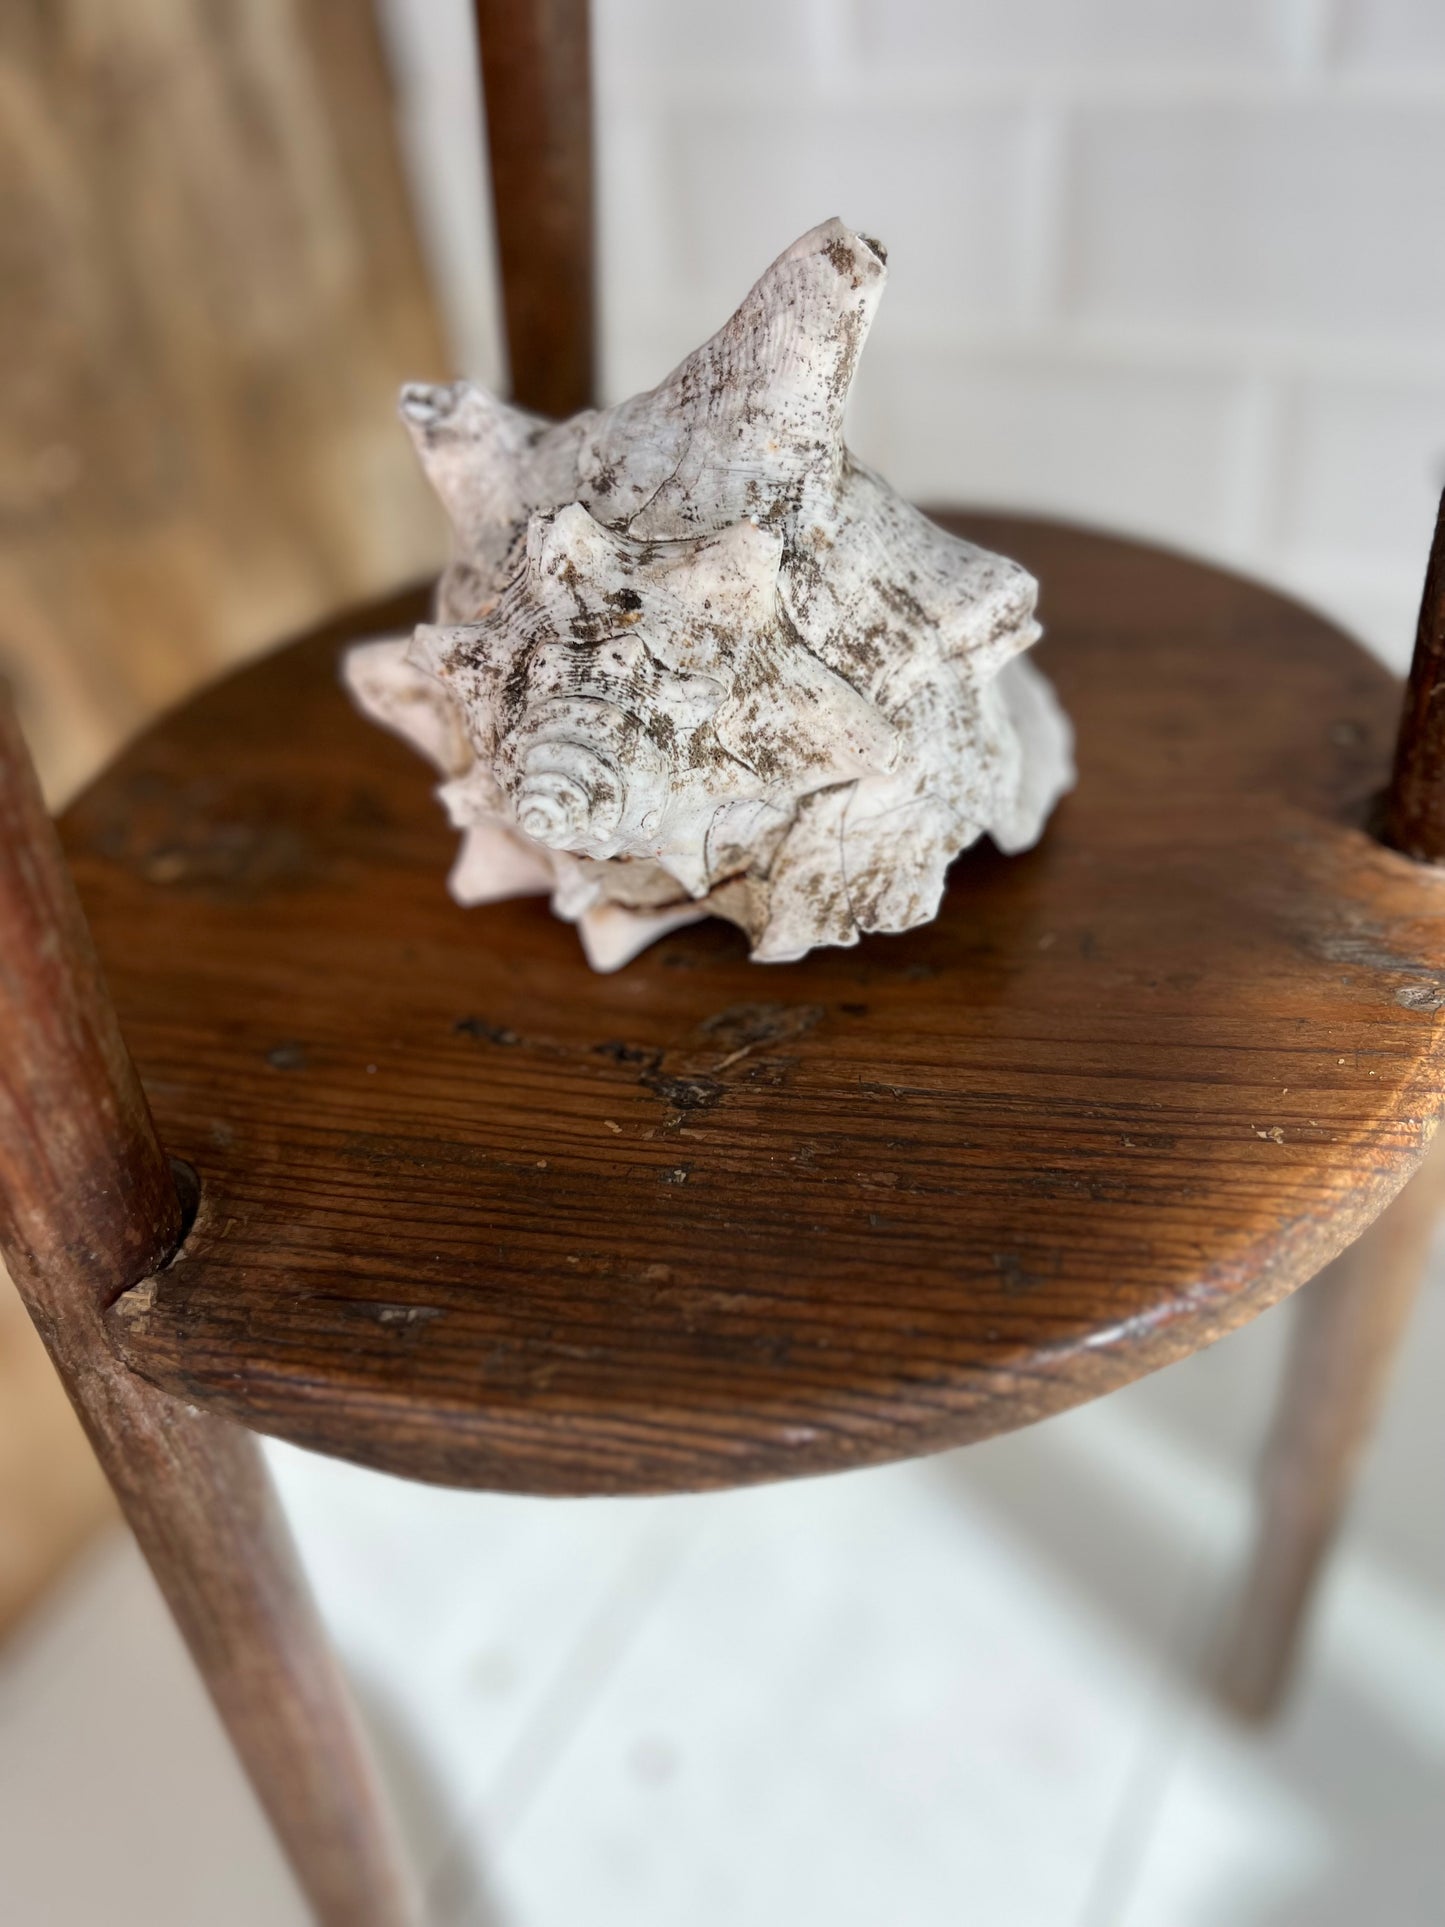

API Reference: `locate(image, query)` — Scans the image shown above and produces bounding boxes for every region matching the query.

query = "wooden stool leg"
[1217,1137,1444,1719]
[0,690,418,1926]
[44,1337,421,1927]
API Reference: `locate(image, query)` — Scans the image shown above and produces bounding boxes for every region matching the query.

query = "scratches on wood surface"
[70,520,1445,1495]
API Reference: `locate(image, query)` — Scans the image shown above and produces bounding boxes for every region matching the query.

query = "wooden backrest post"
[1382,490,1445,861]
[474,0,596,418]
[0,686,181,1316]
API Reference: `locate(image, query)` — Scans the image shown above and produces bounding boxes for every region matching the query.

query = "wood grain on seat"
[61,516,1445,1496]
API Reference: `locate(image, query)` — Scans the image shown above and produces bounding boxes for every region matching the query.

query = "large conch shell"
[344,218,1074,970]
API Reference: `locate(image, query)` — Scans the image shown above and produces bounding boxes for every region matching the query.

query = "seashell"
[344,218,1074,971]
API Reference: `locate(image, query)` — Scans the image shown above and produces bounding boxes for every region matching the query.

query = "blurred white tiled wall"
[378,0,1445,669]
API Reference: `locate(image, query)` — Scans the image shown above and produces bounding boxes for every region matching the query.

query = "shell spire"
[345,219,1073,970]
[579,219,887,535]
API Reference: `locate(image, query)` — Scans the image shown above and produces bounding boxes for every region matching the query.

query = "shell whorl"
[345,219,1074,970]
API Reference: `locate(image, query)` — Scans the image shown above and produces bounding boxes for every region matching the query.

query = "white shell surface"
[344,219,1074,970]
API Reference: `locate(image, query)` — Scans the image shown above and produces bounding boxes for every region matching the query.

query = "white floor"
[2,1255,1443,1927]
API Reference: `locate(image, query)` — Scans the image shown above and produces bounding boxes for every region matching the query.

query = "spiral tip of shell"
[399,381,457,430]
[515,776,589,847]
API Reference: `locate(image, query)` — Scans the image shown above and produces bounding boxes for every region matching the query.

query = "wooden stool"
[5,11,1445,1923]
[5,504,1445,1923]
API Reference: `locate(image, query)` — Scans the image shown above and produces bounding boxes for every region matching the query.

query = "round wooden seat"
[61,513,1445,1496]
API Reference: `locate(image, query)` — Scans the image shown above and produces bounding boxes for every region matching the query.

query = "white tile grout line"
[1274,0,1338,83]
[424,1503,704,1923]
[1222,370,1287,569]
[1073,1544,1229,1927]
[602,308,1445,387]
[800,0,861,88]
[591,71,1445,112]
[1017,94,1070,329]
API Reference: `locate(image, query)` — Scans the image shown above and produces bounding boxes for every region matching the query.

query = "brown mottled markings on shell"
[366,223,1066,963]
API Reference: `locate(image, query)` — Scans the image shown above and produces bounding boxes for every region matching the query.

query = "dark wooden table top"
[61,514,1445,1496]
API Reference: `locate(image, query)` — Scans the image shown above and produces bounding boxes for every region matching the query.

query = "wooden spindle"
[1381,490,1445,860]
[474,0,596,418]
[0,685,182,1305]
[1217,1132,1445,1717]
[0,687,418,1927]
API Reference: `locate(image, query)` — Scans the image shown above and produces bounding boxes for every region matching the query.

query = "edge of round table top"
[58,512,1445,1496]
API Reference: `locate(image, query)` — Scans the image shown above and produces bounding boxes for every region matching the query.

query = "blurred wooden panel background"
[0,0,452,1639]
[0,0,450,801]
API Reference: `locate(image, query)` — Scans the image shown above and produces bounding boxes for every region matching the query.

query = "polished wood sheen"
[59,516,1445,1498]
